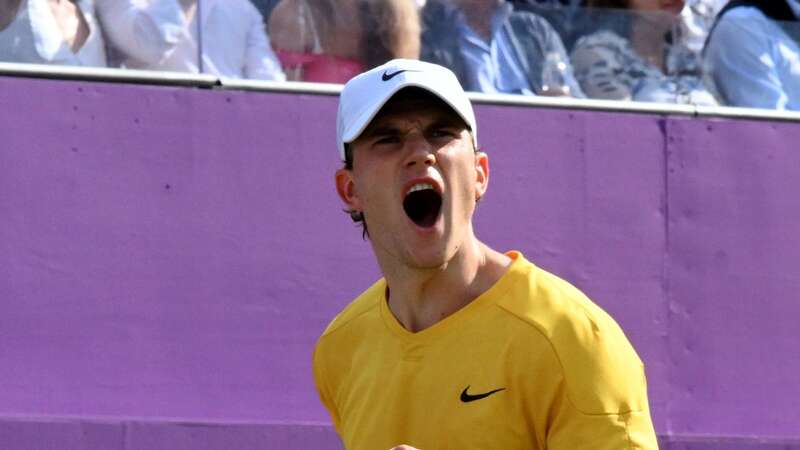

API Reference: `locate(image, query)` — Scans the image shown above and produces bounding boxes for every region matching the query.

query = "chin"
[404,245,454,270]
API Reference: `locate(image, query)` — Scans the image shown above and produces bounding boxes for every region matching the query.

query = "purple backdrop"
[1,76,799,449]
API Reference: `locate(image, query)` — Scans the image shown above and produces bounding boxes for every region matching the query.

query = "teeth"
[407,183,434,194]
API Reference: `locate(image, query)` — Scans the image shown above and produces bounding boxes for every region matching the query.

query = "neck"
[631,13,672,72]
[379,233,511,333]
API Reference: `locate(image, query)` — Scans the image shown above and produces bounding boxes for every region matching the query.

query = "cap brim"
[342,80,474,146]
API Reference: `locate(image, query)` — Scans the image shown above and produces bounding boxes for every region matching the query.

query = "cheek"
[450,163,480,207]
[354,172,393,211]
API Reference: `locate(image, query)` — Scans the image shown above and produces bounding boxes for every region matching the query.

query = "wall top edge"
[3,62,800,122]
[0,62,218,87]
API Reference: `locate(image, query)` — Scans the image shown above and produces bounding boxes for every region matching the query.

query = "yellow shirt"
[313,251,658,450]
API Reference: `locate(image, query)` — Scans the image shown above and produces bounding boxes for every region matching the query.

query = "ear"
[474,151,489,201]
[335,168,362,211]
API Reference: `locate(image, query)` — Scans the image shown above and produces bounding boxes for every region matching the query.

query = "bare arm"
[95,0,186,66]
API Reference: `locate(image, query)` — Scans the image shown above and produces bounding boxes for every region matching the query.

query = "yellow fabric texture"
[313,251,658,450]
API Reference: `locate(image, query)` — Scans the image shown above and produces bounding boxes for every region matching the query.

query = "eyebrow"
[360,124,403,140]
[361,114,467,140]
[427,117,467,130]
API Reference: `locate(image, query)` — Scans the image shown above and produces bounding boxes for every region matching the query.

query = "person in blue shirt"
[421,0,585,97]
[703,0,800,110]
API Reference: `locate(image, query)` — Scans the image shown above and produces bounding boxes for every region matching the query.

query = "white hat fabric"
[336,59,477,161]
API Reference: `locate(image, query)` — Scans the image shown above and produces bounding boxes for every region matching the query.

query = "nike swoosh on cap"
[381,69,419,81]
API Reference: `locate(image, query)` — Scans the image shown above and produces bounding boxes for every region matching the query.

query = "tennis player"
[313,59,658,449]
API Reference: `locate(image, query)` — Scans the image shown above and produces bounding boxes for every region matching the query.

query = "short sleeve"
[546,361,658,449]
[312,340,342,433]
[536,282,659,449]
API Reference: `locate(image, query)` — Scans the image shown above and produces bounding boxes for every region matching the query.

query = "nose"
[403,133,436,168]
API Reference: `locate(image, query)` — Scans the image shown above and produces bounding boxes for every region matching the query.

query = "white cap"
[336,59,477,161]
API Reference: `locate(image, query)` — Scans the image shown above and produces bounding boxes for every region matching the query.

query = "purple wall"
[1,76,799,449]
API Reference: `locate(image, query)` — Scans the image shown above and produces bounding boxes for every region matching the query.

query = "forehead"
[363,88,468,133]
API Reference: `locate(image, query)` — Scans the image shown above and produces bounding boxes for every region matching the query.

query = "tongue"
[403,190,442,228]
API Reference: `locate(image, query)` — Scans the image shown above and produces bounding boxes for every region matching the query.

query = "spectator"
[570,0,717,104]
[421,0,585,96]
[0,0,106,67]
[268,0,420,83]
[96,0,285,80]
[703,0,800,110]
[679,0,727,54]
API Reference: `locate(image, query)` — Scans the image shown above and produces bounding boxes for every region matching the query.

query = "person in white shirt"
[0,0,106,67]
[96,0,285,80]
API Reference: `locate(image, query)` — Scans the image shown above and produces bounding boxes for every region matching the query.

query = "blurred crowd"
[1,0,798,110]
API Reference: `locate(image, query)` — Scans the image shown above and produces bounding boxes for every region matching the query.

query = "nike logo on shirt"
[460,386,506,403]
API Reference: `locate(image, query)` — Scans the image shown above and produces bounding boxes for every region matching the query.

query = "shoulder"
[711,6,774,45]
[319,278,386,339]
[720,5,770,22]
[707,6,776,62]
[497,257,627,347]
[313,278,386,388]
[498,255,648,415]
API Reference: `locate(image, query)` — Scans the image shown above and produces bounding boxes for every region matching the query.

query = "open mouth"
[403,183,442,228]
